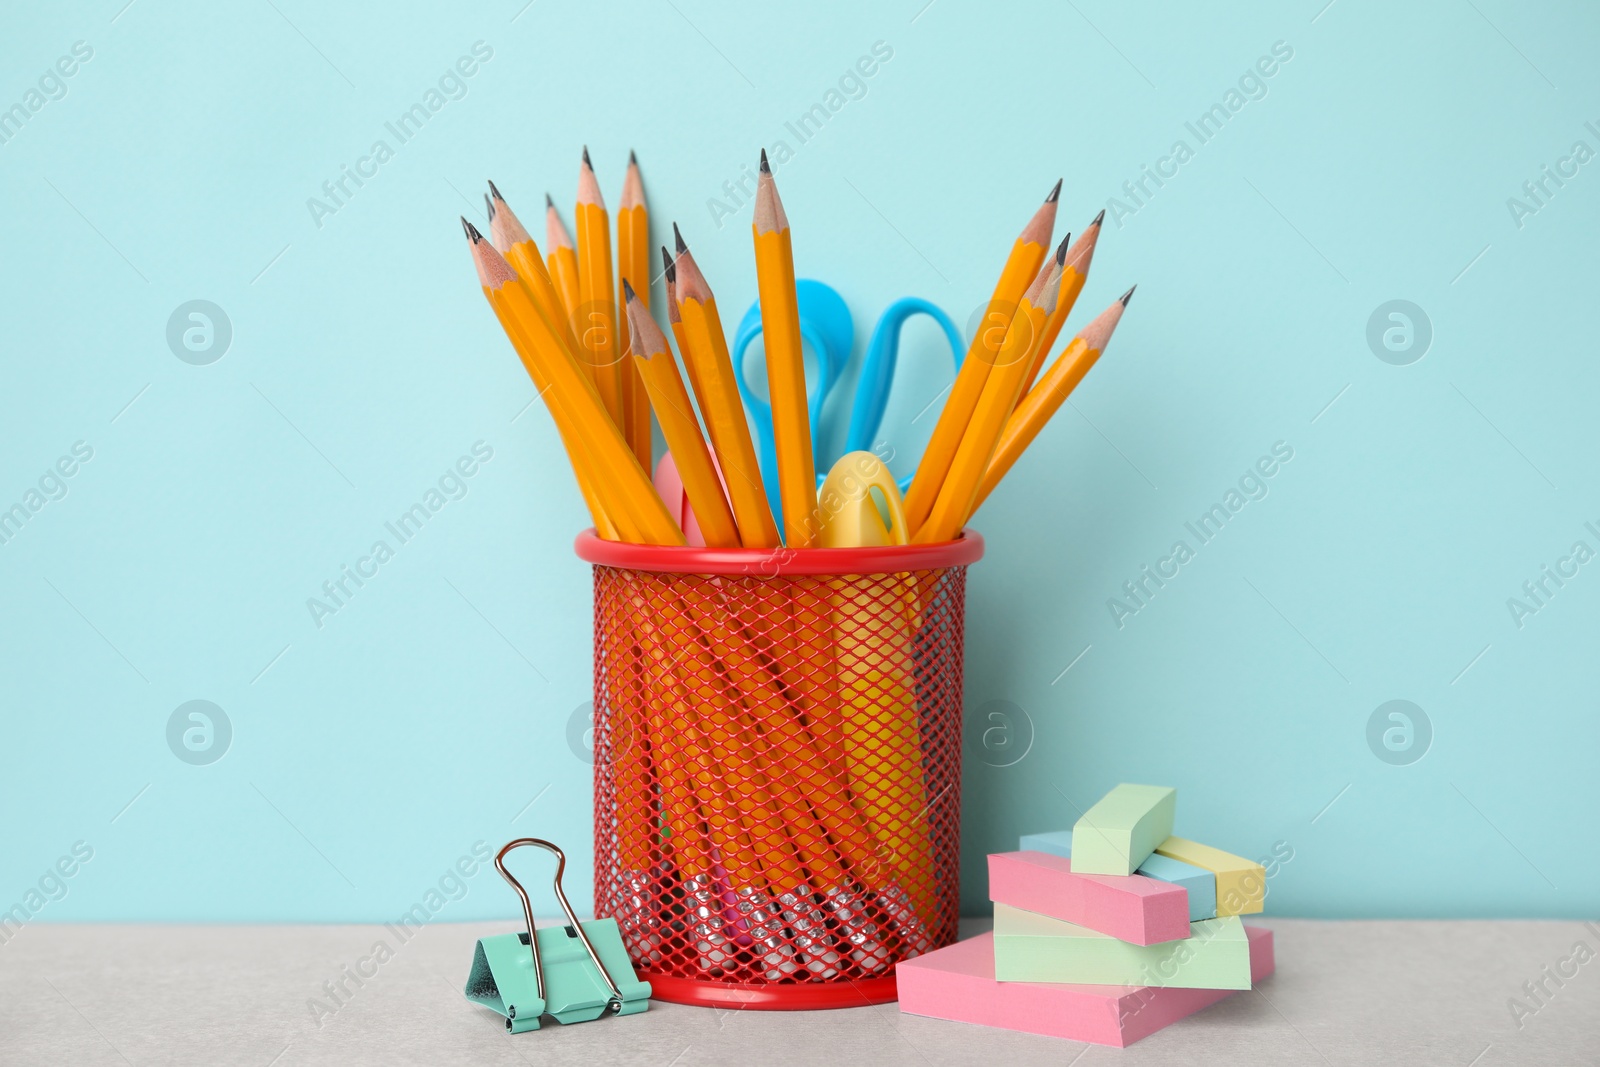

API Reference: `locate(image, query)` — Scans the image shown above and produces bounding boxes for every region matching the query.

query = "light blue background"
[2,0,1595,925]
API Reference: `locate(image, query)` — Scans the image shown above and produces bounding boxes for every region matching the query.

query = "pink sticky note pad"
[896,926,1275,1048]
[989,850,1190,946]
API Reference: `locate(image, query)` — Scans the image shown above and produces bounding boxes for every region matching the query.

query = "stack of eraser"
[897,784,1276,1048]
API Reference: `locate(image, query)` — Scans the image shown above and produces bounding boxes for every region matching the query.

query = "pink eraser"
[989,850,1190,946]
[896,926,1275,1048]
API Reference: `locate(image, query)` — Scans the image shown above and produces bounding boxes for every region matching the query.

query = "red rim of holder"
[574,528,984,575]
[640,971,901,1010]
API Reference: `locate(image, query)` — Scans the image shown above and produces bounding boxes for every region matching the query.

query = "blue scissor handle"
[733,279,853,524]
[844,297,965,490]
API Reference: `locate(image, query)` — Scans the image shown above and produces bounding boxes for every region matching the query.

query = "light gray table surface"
[2,918,1596,1066]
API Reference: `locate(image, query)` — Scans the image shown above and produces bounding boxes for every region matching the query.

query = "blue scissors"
[732,280,966,525]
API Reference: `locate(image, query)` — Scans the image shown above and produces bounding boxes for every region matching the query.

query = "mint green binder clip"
[464,838,651,1033]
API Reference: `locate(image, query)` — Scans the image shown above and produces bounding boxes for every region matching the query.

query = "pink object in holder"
[896,926,1276,1048]
[989,850,1190,946]
[653,453,704,546]
[654,450,737,548]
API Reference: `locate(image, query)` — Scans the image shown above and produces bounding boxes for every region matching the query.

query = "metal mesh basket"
[576,531,983,1009]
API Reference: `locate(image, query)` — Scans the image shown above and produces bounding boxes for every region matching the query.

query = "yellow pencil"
[576,147,624,428]
[672,227,780,548]
[915,236,1068,544]
[904,180,1059,536]
[622,279,740,548]
[661,246,699,401]
[752,150,818,547]
[487,181,581,359]
[544,193,583,345]
[1019,210,1103,396]
[484,188,616,539]
[616,151,654,470]
[465,218,683,545]
[973,287,1133,512]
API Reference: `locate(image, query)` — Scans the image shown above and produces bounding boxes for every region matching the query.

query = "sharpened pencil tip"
[759,148,770,174]
[545,192,554,209]
[673,221,687,253]
[661,245,676,282]
[487,179,504,202]
[629,148,637,166]
[1093,208,1106,227]
[1120,285,1136,306]
[1046,178,1062,203]
[1055,233,1072,264]
[483,193,495,221]
[622,277,637,303]
[461,216,481,243]
[581,145,592,169]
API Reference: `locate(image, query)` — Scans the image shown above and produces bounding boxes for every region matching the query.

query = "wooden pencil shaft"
[625,294,740,547]
[903,225,1051,535]
[617,157,653,468]
[974,297,1126,511]
[490,192,584,363]
[1021,221,1101,393]
[753,171,818,546]
[675,260,780,548]
[475,240,682,544]
[576,160,624,427]
[915,268,1060,543]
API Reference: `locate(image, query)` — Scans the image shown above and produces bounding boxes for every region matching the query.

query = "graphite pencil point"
[673,221,687,253]
[1120,285,1136,306]
[1055,233,1072,264]
[1046,178,1062,203]
[581,145,592,169]
[622,277,637,303]
[483,193,495,221]
[487,179,504,202]
[461,217,482,243]
[629,148,638,165]
[759,148,770,173]
[1093,208,1106,227]
[545,192,554,208]
[660,245,676,283]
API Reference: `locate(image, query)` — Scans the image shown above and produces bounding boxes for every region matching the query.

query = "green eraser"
[1070,784,1177,875]
[993,904,1251,989]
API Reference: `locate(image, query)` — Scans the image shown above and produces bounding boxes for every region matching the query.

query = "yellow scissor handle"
[819,451,909,548]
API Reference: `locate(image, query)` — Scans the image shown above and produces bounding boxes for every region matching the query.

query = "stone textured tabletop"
[3,918,1597,1065]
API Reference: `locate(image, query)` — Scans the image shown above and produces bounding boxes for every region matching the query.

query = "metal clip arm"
[494,838,625,1010]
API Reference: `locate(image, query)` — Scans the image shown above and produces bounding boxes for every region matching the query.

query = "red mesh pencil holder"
[575,529,984,1010]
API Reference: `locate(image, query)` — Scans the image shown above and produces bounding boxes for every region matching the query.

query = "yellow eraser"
[1153,836,1265,916]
